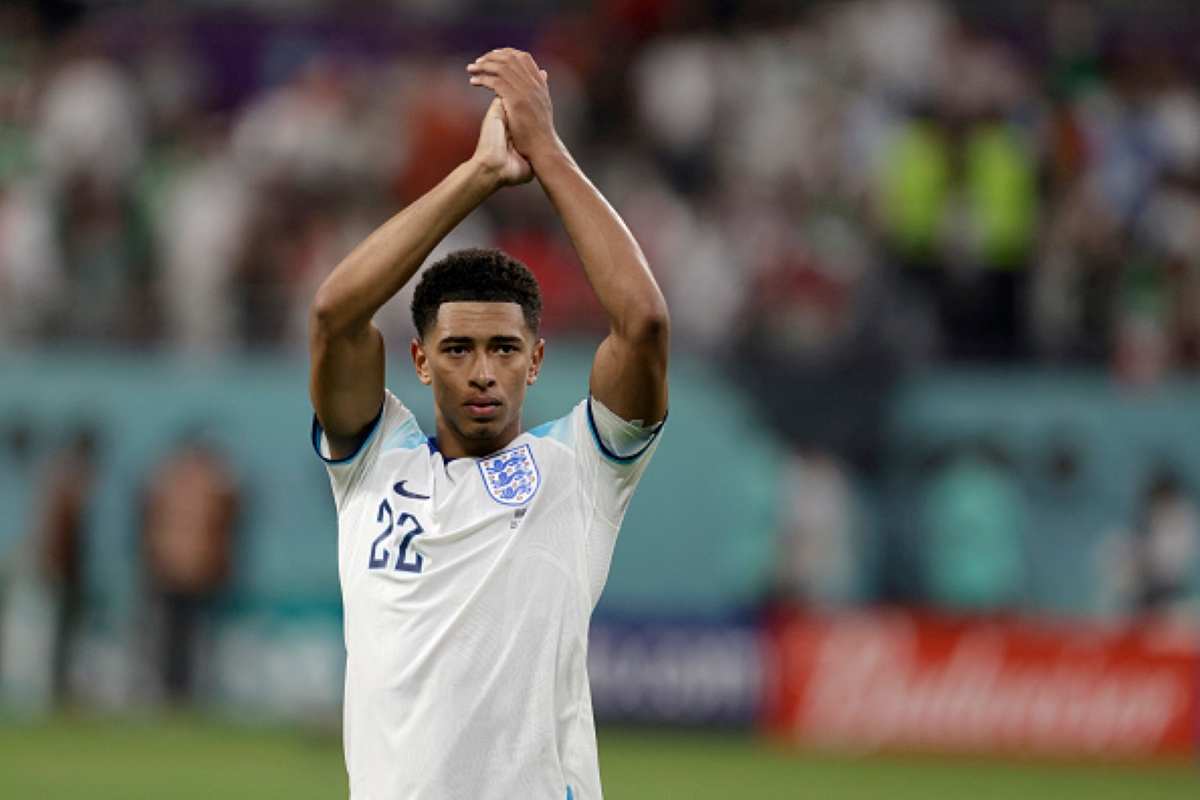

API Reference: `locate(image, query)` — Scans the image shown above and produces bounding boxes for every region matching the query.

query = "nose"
[469,352,496,388]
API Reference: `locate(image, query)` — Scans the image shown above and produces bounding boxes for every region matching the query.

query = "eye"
[445,345,468,356]
[496,344,518,355]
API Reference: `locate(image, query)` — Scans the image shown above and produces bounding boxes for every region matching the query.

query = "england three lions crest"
[479,444,540,506]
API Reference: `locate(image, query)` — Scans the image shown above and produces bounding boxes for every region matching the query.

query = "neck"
[434,421,521,460]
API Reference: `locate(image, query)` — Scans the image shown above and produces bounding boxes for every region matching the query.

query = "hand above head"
[473,97,533,187]
[467,49,562,169]
[472,49,667,428]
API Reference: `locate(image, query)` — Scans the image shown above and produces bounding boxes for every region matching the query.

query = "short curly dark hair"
[411,247,543,339]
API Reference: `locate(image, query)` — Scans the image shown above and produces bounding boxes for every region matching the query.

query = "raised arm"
[468,50,669,425]
[309,98,532,459]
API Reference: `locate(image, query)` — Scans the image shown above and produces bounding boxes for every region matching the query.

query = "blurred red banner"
[762,608,1199,760]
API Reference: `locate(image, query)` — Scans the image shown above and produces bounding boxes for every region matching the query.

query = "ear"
[412,338,432,386]
[527,339,545,386]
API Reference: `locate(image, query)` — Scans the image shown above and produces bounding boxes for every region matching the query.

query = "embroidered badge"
[479,444,540,506]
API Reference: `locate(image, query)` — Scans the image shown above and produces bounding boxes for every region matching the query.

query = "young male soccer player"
[308,49,669,798]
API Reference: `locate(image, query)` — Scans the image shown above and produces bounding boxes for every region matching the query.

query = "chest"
[342,441,581,599]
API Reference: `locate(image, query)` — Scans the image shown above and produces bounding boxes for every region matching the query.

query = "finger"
[493,97,514,127]
[475,47,522,63]
[468,72,501,91]
[473,49,540,82]
[468,70,524,102]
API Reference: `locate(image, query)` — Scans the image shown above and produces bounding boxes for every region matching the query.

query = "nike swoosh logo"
[394,481,430,500]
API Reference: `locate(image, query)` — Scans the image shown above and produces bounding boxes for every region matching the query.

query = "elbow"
[310,284,350,343]
[619,297,671,350]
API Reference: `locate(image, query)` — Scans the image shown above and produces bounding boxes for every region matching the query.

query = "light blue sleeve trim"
[528,415,573,443]
[310,403,384,466]
[382,414,427,451]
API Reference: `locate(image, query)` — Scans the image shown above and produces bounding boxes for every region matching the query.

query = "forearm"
[311,159,502,339]
[309,158,501,450]
[465,47,668,423]
[531,146,669,339]
[532,144,669,423]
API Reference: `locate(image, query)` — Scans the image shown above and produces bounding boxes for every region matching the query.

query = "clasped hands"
[467,48,560,187]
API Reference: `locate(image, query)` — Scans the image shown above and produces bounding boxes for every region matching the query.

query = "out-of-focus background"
[1,0,1199,795]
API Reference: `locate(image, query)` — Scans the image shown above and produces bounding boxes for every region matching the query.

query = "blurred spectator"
[1131,465,1199,613]
[229,53,373,193]
[387,60,482,205]
[153,118,250,353]
[919,440,1028,612]
[45,171,157,343]
[33,27,144,194]
[771,446,873,608]
[619,175,746,355]
[631,32,723,197]
[135,17,211,148]
[141,431,242,707]
[0,177,59,349]
[1093,463,1200,618]
[29,424,101,707]
[229,195,309,349]
[1025,426,1132,616]
[876,100,1038,361]
[1028,168,1126,366]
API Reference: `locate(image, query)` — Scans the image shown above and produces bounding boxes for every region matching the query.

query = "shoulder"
[525,397,664,465]
[313,391,430,507]
[526,401,586,449]
[374,392,428,455]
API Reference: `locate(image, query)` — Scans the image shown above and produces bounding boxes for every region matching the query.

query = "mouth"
[464,398,501,418]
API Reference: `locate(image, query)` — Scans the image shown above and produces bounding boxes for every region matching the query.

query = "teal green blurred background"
[0,348,785,717]
[5,349,1200,720]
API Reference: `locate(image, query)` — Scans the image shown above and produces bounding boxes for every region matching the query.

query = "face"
[412,301,544,460]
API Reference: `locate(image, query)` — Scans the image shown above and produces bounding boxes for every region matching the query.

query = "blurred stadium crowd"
[2,0,1198,369]
[2,0,1200,644]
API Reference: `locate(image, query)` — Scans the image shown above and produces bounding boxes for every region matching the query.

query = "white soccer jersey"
[313,390,662,800]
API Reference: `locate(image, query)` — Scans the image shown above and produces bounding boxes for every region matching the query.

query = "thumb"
[486,96,505,122]
[490,96,516,133]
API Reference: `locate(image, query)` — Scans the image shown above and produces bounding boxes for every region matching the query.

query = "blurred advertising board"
[588,621,763,726]
[762,608,1199,760]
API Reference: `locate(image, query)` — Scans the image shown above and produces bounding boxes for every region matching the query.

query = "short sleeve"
[587,395,663,461]
[576,396,662,532]
[312,390,419,509]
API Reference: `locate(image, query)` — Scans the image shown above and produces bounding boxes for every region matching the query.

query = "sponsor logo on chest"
[478,443,540,506]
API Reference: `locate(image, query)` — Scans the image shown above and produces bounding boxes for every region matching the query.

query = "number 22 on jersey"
[368,497,426,573]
